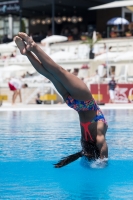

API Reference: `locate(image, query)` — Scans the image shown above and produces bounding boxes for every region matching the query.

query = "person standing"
[8,78,28,104]
[108,76,117,103]
[35,93,42,104]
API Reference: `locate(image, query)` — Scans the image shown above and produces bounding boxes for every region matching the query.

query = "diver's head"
[81,141,100,161]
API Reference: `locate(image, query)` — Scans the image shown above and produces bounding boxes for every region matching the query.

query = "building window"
[13,17,29,36]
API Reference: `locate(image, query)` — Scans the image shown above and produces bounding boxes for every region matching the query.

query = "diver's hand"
[96,134,108,159]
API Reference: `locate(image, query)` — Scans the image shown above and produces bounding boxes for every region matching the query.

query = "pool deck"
[0,103,133,111]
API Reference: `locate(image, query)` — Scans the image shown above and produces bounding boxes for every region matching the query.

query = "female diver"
[15,32,108,168]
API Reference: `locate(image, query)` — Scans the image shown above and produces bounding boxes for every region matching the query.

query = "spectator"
[35,93,42,104]
[84,69,100,85]
[38,31,45,41]
[21,71,34,78]
[47,29,52,37]
[95,43,112,56]
[62,27,70,37]
[8,78,28,104]
[67,69,71,73]
[109,66,115,76]
[2,34,12,43]
[72,68,79,76]
[10,50,17,57]
[107,75,117,103]
[72,27,79,40]
[109,46,112,51]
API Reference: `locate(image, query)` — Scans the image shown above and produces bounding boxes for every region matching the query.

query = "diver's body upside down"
[54,96,108,168]
[15,32,108,168]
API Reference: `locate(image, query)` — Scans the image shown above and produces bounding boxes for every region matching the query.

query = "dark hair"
[54,151,83,168]
[54,139,101,168]
[23,83,28,88]
[81,141,100,160]
[54,144,100,168]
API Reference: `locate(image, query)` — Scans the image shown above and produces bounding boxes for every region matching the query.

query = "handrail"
[24,82,63,104]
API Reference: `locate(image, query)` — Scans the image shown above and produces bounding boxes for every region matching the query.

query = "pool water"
[0,109,133,199]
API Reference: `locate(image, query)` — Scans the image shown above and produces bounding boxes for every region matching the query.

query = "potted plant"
[68,35,73,41]
[125,31,132,37]
[20,19,26,32]
[82,36,100,59]
[80,35,87,41]
[110,31,117,38]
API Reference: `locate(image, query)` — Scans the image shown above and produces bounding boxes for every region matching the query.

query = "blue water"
[0,109,133,199]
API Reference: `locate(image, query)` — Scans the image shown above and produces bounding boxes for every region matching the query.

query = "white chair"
[104,65,129,83]
[68,46,77,54]
[77,44,89,59]
[78,69,89,79]
[127,65,133,82]
[116,65,128,83]
[97,64,106,78]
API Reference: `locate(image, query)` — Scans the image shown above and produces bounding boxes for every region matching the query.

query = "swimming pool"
[0,109,133,199]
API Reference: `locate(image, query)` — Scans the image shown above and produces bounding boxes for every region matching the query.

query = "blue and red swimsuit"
[65,95,107,143]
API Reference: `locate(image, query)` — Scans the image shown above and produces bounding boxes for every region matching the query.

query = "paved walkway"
[0,103,133,111]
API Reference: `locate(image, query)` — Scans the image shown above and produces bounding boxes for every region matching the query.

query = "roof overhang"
[89,0,133,10]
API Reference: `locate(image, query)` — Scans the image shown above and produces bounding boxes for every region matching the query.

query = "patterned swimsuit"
[65,95,107,142]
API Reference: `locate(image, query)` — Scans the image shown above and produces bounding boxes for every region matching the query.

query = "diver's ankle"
[30,42,38,53]
[32,41,37,51]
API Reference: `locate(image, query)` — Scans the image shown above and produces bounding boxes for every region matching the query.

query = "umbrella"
[89,1,133,10]
[41,35,68,44]
[107,17,129,25]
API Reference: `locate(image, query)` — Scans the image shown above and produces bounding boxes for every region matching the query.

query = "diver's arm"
[96,135,108,159]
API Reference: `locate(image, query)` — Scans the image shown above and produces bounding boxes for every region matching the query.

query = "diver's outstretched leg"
[15,36,68,100]
[18,32,92,101]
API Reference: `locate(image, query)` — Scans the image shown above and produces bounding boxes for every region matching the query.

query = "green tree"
[82,36,101,59]
[20,19,26,32]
